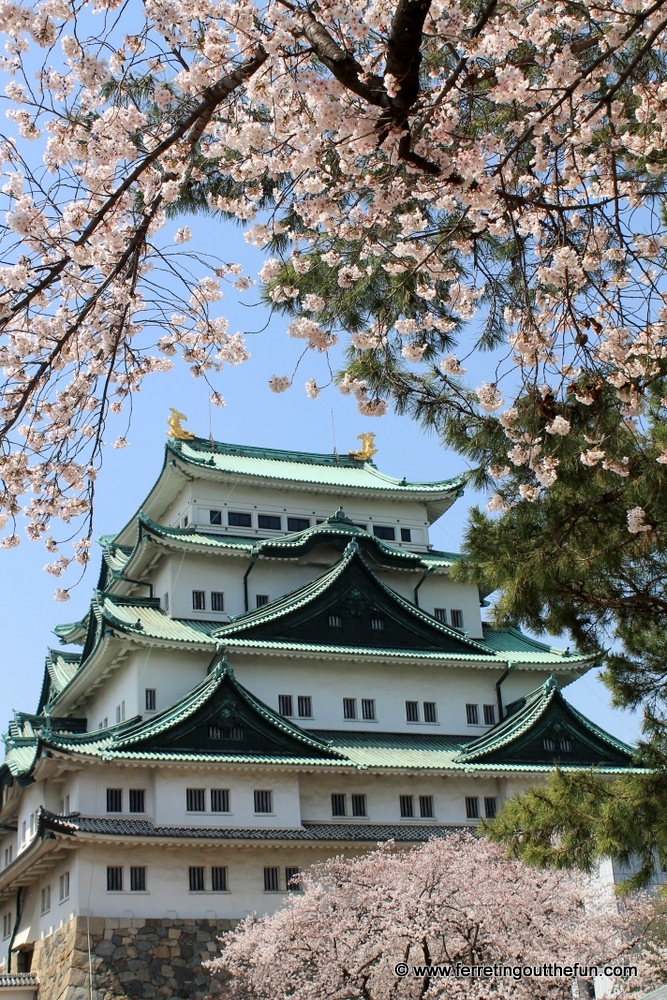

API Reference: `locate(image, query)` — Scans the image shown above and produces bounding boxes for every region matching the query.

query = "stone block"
[95,940,116,957]
[168,928,182,938]
[119,969,136,983]
[153,946,169,959]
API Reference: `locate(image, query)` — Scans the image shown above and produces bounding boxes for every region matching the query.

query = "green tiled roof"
[37,650,81,711]
[169,438,465,495]
[457,676,635,766]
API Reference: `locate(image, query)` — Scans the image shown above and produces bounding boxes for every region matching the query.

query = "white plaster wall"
[416,576,484,638]
[153,769,302,828]
[160,481,431,549]
[230,656,555,734]
[31,853,79,946]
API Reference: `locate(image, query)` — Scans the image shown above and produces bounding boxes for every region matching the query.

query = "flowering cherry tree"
[212,834,667,999]
[0,0,667,578]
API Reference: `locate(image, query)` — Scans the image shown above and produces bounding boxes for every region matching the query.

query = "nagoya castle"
[0,422,638,1000]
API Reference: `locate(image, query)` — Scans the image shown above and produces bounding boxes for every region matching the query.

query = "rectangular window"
[59,872,70,902]
[211,789,230,813]
[450,609,464,629]
[62,795,70,814]
[286,867,301,891]
[3,846,12,869]
[372,525,395,540]
[297,696,312,718]
[399,795,414,818]
[352,794,367,817]
[2,914,10,939]
[423,702,437,723]
[466,704,479,726]
[278,695,293,716]
[189,866,205,892]
[21,821,26,845]
[211,866,227,891]
[328,614,343,627]
[211,591,224,612]
[343,698,357,720]
[254,790,273,814]
[229,511,252,527]
[465,796,480,820]
[484,797,498,820]
[192,590,206,611]
[361,699,375,721]
[163,592,169,612]
[256,594,269,607]
[543,738,556,751]
[40,885,50,914]
[129,789,145,814]
[29,813,35,839]
[419,795,434,819]
[559,739,572,752]
[130,867,146,892]
[258,514,281,530]
[115,701,125,724]
[483,704,496,726]
[209,509,222,525]
[287,517,310,532]
[186,788,206,812]
[264,867,280,892]
[405,701,419,722]
[145,688,156,711]
[181,516,189,528]
[106,788,122,813]
[370,617,384,630]
[331,794,346,817]
[434,608,447,623]
[400,528,412,542]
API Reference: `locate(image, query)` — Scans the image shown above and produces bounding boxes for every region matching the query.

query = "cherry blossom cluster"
[0,0,667,575]
[214,833,667,999]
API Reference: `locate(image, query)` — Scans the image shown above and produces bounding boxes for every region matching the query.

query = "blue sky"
[0,213,642,747]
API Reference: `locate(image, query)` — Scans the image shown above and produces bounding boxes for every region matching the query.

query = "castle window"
[434,608,447,623]
[189,867,205,892]
[559,739,572,751]
[192,590,206,611]
[543,738,556,751]
[329,614,343,627]
[107,867,123,892]
[483,704,496,726]
[115,701,125,724]
[2,913,11,939]
[256,594,269,607]
[352,794,367,817]
[297,696,312,718]
[420,795,434,819]
[278,695,293,716]
[130,867,146,892]
[106,788,122,813]
[211,591,224,612]
[59,872,70,902]
[371,617,385,630]
[373,525,395,540]
[229,511,252,528]
[258,514,281,530]
[484,797,498,819]
[361,699,376,721]
[424,702,437,723]
[209,509,222,525]
[212,867,227,891]
[129,790,145,814]
[40,886,50,914]
[450,609,464,629]
[254,790,273,814]
[163,592,169,612]
[401,528,412,542]
[343,698,357,720]
[400,795,414,818]
[61,795,70,814]
[145,688,156,711]
[186,788,205,813]
[288,517,310,532]
[406,701,419,722]
[466,704,479,725]
[211,789,230,813]
[286,867,301,891]
[465,797,479,820]
[208,724,244,740]
[331,794,346,817]
[3,846,12,869]
[264,867,280,892]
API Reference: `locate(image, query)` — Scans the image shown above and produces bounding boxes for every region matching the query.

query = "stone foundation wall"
[33,916,234,1000]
